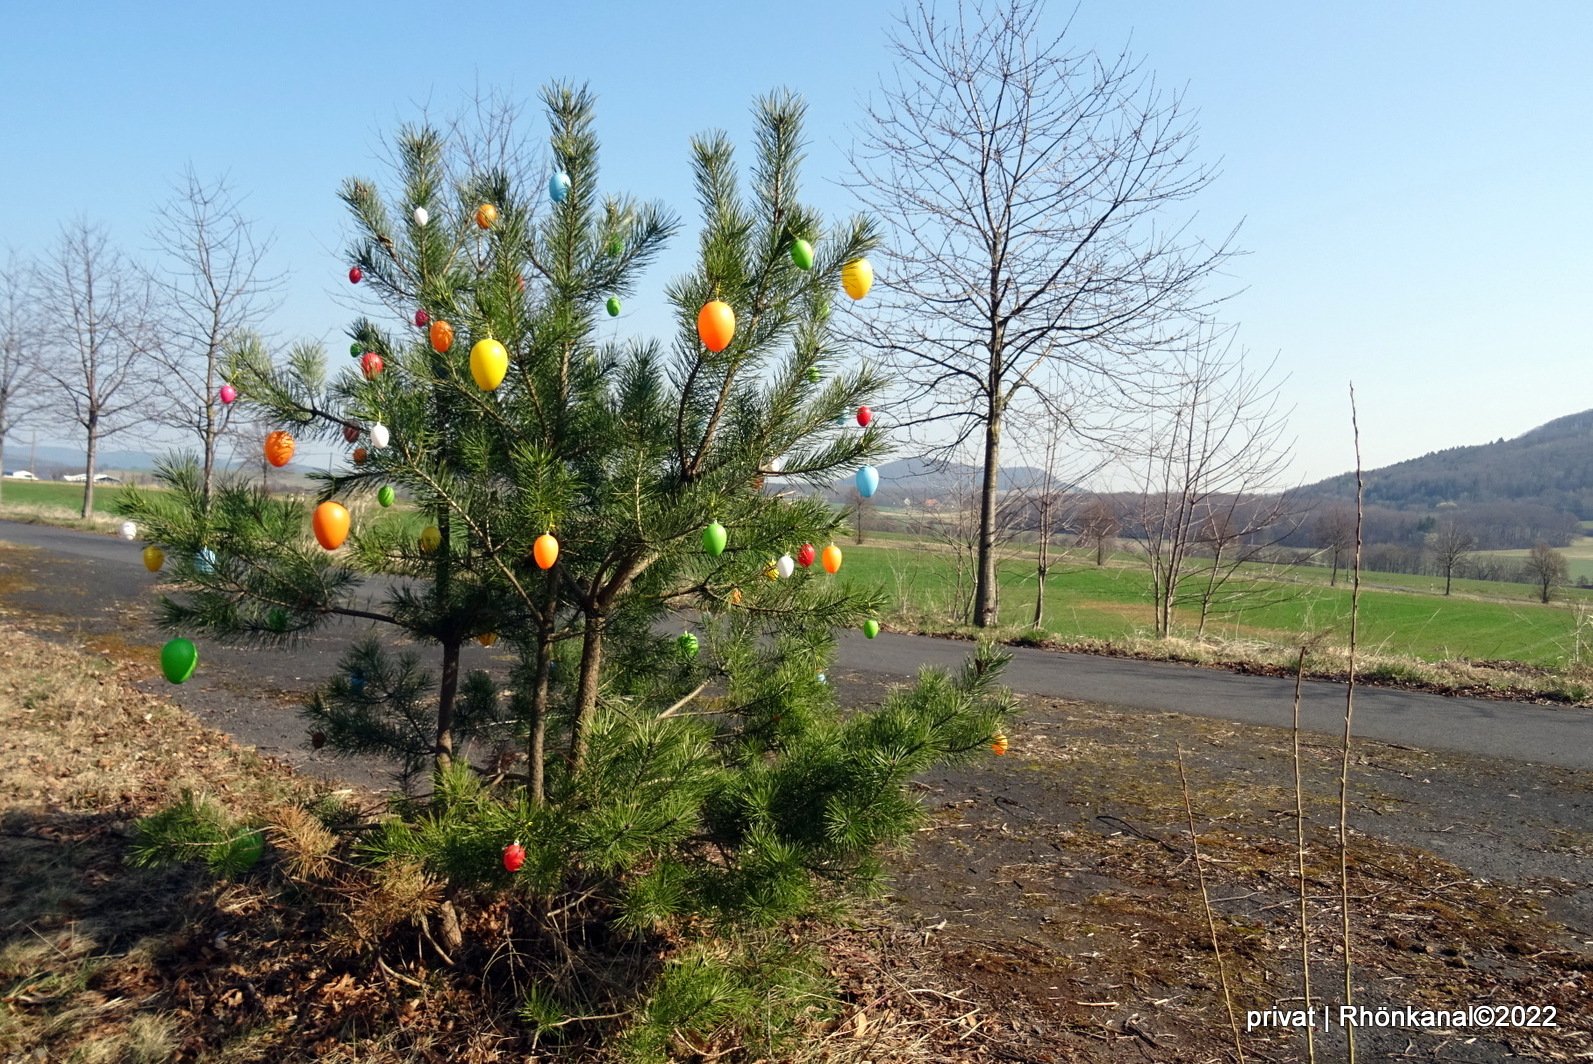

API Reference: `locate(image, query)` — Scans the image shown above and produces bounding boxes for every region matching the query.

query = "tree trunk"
[570,609,606,773]
[1032,501,1050,628]
[203,353,218,504]
[1330,557,1338,587]
[973,406,1002,628]
[0,433,6,505]
[434,637,461,771]
[81,422,97,519]
[1443,566,1452,596]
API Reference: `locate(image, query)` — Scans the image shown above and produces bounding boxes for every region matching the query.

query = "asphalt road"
[4,518,1592,771]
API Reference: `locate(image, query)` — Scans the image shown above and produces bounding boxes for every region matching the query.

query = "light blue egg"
[856,465,879,499]
[195,548,217,574]
[549,170,571,203]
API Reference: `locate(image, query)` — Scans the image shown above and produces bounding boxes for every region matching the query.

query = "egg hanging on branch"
[160,638,198,685]
[377,485,395,508]
[219,384,237,404]
[607,233,623,256]
[360,352,384,379]
[419,525,442,553]
[370,423,390,449]
[475,203,498,229]
[856,465,879,499]
[764,560,779,582]
[797,543,815,568]
[413,206,429,227]
[822,544,843,574]
[352,447,368,466]
[470,339,508,391]
[790,238,814,270]
[342,423,360,444]
[548,170,571,202]
[991,733,1009,756]
[503,841,525,872]
[857,406,872,427]
[677,632,699,658]
[195,548,217,574]
[533,533,559,569]
[313,501,351,550]
[119,520,137,540]
[264,430,295,468]
[777,554,795,579]
[143,546,165,572]
[414,309,429,328]
[606,297,621,317]
[702,521,727,557]
[349,342,362,357]
[429,319,454,353]
[841,258,873,300]
[697,300,735,353]
[348,266,363,284]
[863,619,880,639]
[478,632,498,647]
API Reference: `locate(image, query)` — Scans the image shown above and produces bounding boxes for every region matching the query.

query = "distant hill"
[1302,409,1593,520]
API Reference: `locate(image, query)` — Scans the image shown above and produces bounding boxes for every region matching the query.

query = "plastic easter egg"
[160,638,198,684]
[349,342,362,357]
[429,319,454,353]
[371,423,390,449]
[606,234,623,256]
[503,841,525,872]
[470,338,509,391]
[419,525,441,552]
[816,672,827,684]
[863,619,880,639]
[533,532,559,570]
[219,384,237,404]
[195,548,217,574]
[475,203,498,229]
[414,309,429,327]
[264,430,295,468]
[377,485,395,508]
[677,632,699,658]
[352,447,368,466]
[702,522,727,557]
[413,206,429,227]
[313,501,350,550]
[143,546,164,572]
[857,406,872,427]
[790,238,814,270]
[841,258,873,300]
[764,560,779,582]
[856,465,879,499]
[796,543,815,568]
[348,266,363,284]
[548,170,571,202]
[119,520,137,540]
[697,301,735,353]
[821,544,842,574]
[606,297,621,317]
[729,587,742,605]
[806,366,821,384]
[361,352,384,379]
[478,632,498,647]
[342,423,360,444]
[777,554,794,579]
[991,733,1008,756]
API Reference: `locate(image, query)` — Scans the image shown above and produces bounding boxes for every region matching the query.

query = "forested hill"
[1303,409,1593,519]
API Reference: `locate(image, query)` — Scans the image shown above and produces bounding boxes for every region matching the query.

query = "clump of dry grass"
[0,501,123,533]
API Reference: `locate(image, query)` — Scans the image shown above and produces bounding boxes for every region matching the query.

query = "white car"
[3,470,38,480]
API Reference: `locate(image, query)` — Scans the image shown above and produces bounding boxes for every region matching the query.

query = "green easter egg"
[806,366,821,384]
[790,238,814,270]
[863,619,881,639]
[267,608,287,632]
[677,632,700,658]
[377,485,395,507]
[606,297,621,317]
[607,234,623,256]
[161,638,198,684]
[349,342,361,357]
[702,521,727,557]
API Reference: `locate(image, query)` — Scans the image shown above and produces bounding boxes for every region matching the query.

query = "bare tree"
[34,221,161,518]
[1312,505,1357,587]
[1123,335,1296,638]
[1428,517,1475,596]
[0,254,46,501]
[1075,496,1120,567]
[146,168,282,502]
[848,0,1236,628]
[1524,541,1567,604]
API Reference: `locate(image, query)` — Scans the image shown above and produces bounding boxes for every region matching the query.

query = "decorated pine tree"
[121,85,1010,1057]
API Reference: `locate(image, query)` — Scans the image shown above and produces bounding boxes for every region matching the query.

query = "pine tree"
[121,85,1010,1057]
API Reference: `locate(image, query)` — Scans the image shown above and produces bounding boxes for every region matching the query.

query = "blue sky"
[3,1,1589,482]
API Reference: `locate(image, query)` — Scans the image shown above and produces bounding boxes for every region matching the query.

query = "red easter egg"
[857,406,872,427]
[503,842,525,872]
[361,352,384,379]
[219,384,237,404]
[797,543,815,568]
[414,309,429,327]
[348,266,363,284]
[342,423,360,444]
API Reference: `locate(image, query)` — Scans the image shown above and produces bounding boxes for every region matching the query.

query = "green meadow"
[838,541,1593,668]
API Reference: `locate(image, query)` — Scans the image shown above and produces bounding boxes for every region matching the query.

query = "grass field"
[840,543,1593,667]
[0,478,127,513]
